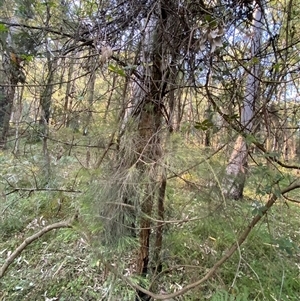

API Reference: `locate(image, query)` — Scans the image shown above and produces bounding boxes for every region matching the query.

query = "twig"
[0,21,73,39]
[5,187,82,196]
[282,194,300,204]
[230,242,242,289]
[243,259,265,299]
[0,217,76,278]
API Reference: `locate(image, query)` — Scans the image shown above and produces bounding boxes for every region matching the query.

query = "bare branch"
[283,194,300,204]
[0,217,76,279]
[5,187,82,196]
[0,21,74,39]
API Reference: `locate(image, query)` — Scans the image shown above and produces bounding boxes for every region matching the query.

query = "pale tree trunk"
[282,0,293,162]
[83,71,96,136]
[104,75,116,121]
[283,83,289,161]
[63,56,76,127]
[40,54,57,181]
[167,65,184,132]
[39,39,58,180]
[40,5,55,131]
[223,1,262,200]
[205,104,212,147]
[83,52,97,136]
[153,171,166,273]
[40,55,57,129]
[12,85,24,154]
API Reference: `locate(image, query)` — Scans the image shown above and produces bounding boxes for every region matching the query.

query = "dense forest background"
[0,0,300,300]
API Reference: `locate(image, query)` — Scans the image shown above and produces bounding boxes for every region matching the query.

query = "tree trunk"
[223,136,248,200]
[121,5,169,299]
[12,85,24,154]
[153,173,166,274]
[83,52,97,135]
[0,83,15,148]
[223,1,262,199]
[136,99,163,275]
[64,56,76,127]
[40,56,57,129]
[40,50,57,181]
[0,53,21,148]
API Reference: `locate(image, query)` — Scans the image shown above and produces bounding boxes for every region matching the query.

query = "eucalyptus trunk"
[64,56,76,127]
[83,72,96,136]
[39,51,57,181]
[40,55,57,129]
[223,1,262,199]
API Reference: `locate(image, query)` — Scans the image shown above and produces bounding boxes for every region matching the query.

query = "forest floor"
[0,133,299,301]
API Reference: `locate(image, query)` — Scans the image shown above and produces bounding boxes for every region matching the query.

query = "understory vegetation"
[0,130,299,300]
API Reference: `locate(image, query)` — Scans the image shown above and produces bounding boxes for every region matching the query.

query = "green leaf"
[209,20,218,28]
[20,54,34,62]
[194,119,214,131]
[108,64,126,77]
[273,63,281,72]
[0,23,8,32]
[204,14,212,22]
[252,205,267,216]
[228,113,239,120]
[245,134,257,144]
[273,237,297,255]
[106,14,113,22]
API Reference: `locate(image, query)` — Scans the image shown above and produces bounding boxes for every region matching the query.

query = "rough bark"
[130,4,169,299]
[0,53,21,148]
[136,100,162,276]
[153,173,166,274]
[0,83,16,147]
[135,21,165,275]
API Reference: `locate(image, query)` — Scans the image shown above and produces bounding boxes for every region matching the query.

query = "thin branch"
[5,187,82,196]
[282,194,300,204]
[0,216,77,278]
[0,21,74,39]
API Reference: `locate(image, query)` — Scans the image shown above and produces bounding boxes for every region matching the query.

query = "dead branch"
[0,217,76,278]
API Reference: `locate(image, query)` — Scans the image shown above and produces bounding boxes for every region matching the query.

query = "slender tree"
[0,26,26,148]
[222,0,263,199]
